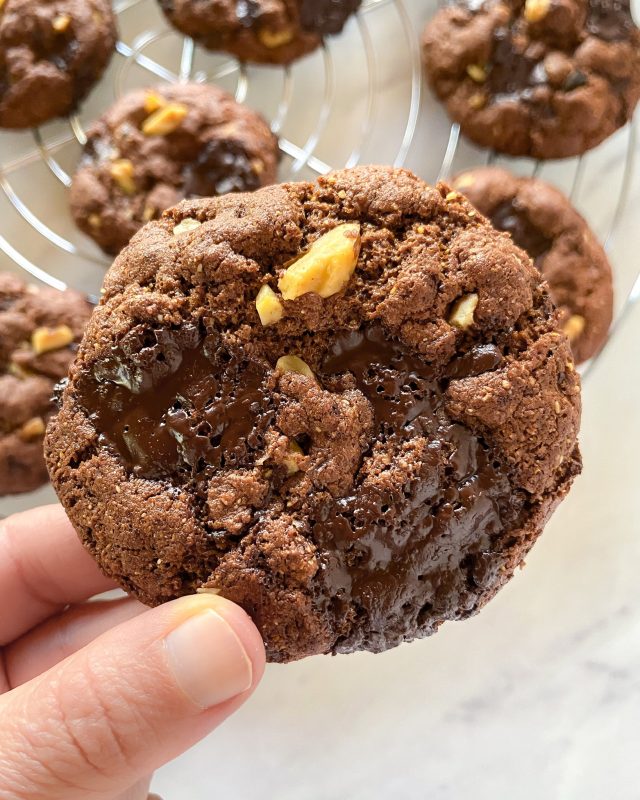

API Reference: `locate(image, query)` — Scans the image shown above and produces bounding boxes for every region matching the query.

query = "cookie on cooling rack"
[0,0,117,130]
[0,273,91,496]
[453,167,613,363]
[70,83,279,255]
[158,0,362,65]
[46,165,581,662]
[422,0,640,159]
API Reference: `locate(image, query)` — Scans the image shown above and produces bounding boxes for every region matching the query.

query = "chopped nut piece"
[453,172,475,190]
[142,205,156,222]
[144,91,166,114]
[19,416,46,441]
[109,159,137,195]
[469,93,487,109]
[448,293,479,329]
[142,103,188,136]
[563,314,585,341]
[258,27,295,48]
[466,64,487,83]
[524,0,551,22]
[173,218,202,236]
[276,355,315,380]
[283,441,304,476]
[256,285,283,326]
[445,191,460,202]
[52,13,71,32]
[88,213,101,228]
[31,324,74,354]
[251,158,264,175]
[278,223,361,300]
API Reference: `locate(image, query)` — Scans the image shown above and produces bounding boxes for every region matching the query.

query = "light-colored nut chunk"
[453,172,476,190]
[52,14,71,32]
[469,92,487,109]
[276,355,315,381]
[524,0,550,22]
[563,314,585,341]
[448,293,479,329]
[142,103,188,136]
[466,64,487,83]
[31,324,74,354]
[256,285,283,326]
[278,223,361,301]
[19,416,46,441]
[144,91,166,114]
[258,27,295,48]
[109,159,137,195]
[173,217,202,236]
[283,441,304,476]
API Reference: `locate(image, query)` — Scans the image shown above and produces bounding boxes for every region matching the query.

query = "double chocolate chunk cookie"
[47,166,581,662]
[422,0,640,158]
[453,167,613,363]
[158,0,362,65]
[0,273,91,495]
[70,83,279,255]
[0,0,117,129]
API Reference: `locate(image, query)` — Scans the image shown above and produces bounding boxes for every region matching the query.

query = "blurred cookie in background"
[453,166,613,363]
[0,273,91,496]
[422,0,640,159]
[158,0,362,65]
[70,83,280,255]
[0,0,117,129]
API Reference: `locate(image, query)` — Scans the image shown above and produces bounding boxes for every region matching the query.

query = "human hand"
[0,504,265,800]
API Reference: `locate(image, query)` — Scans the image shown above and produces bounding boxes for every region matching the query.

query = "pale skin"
[0,504,266,800]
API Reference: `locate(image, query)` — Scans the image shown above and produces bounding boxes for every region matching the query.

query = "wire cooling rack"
[0,0,638,513]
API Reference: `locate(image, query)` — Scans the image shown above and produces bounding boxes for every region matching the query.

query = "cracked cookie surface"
[70,83,279,255]
[158,0,361,65]
[0,273,91,495]
[422,0,640,158]
[0,0,117,129]
[453,167,613,363]
[46,166,581,662]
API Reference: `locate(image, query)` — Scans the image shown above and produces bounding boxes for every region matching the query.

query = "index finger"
[0,504,116,645]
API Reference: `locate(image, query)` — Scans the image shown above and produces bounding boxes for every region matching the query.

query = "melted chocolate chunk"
[310,327,512,640]
[490,199,553,261]
[80,327,274,481]
[183,139,262,197]
[299,0,362,35]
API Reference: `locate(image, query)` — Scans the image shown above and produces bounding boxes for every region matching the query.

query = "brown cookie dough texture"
[158,0,362,64]
[46,166,581,663]
[70,83,280,256]
[0,0,117,129]
[422,0,640,158]
[0,273,91,495]
[453,167,613,363]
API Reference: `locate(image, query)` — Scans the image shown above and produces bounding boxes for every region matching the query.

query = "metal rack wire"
[0,0,637,357]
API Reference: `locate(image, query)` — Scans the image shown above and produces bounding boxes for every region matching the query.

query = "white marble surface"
[0,0,639,796]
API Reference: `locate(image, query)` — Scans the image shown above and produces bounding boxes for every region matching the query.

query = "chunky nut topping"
[142,103,188,136]
[283,441,304,475]
[52,14,72,32]
[278,223,361,300]
[258,27,295,48]
[276,355,315,380]
[143,91,166,114]
[109,159,137,195]
[172,218,202,236]
[31,324,74,355]
[255,284,284,326]
[466,64,487,83]
[563,314,586,341]
[448,292,479,329]
[524,0,550,23]
[19,416,46,441]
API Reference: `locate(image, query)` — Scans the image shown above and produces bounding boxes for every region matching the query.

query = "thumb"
[0,594,265,800]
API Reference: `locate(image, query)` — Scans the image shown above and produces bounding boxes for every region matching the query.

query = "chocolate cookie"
[422,0,640,159]
[0,273,91,496]
[70,83,280,256]
[46,166,581,663]
[453,167,613,363]
[158,0,362,65]
[0,0,117,130]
